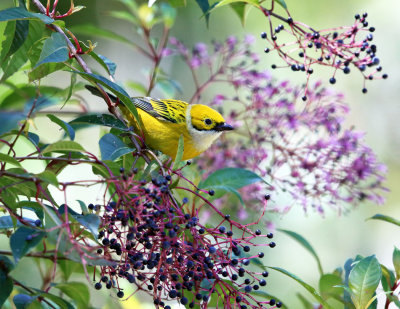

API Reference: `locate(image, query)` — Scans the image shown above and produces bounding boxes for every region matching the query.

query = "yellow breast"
[120,105,202,160]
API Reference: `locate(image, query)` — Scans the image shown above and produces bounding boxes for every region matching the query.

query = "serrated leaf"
[367,214,400,227]
[279,229,323,275]
[47,114,75,140]
[0,153,21,167]
[268,266,333,308]
[393,247,400,280]
[10,226,46,262]
[348,255,381,309]
[41,141,85,154]
[69,114,128,131]
[53,282,89,309]
[35,32,68,67]
[99,133,135,161]
[0,7,54,24]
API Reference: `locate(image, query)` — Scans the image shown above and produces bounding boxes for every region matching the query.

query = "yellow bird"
[85,85,233,160]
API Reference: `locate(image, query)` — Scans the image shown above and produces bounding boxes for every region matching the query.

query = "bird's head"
[189,104,234,132]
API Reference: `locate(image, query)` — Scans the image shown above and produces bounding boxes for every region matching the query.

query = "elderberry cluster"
[261,9,387,97]
[92,171,279,308]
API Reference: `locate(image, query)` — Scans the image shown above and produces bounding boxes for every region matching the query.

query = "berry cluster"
[260,7,387,97]
[92,170,279,308]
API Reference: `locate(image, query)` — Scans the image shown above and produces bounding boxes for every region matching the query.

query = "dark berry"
[117,291,124,298]
[208,190,215,196]
[261,32,267,39]
[94,282,102,290]
[329,77,336,84]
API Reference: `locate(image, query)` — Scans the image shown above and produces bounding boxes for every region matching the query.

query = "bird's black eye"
[204,118,212,125]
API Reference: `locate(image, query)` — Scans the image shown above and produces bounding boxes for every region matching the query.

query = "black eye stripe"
[204,118,212,125]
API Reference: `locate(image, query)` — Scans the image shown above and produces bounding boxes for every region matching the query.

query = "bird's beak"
[214,122,234,131]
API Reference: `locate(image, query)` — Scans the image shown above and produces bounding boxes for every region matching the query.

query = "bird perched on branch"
[85,85,233,160]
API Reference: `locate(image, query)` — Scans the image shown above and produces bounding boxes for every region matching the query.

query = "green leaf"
[58,205,100,238]
[35,32,69,67]
[1,20,44,82]
[168,0,187,7]
[230,2,247,25]
[126,80,148,95]
[319,273,343,299]
[41,140,85,154]
[0,21,16,64]
[13,294,36,308]
[32,290,74,309]
[99,133,135,161]
[297,293,314,309]
[380,264,396,292]
[367,214,400,227]
[173,135,184,169]
[0,153,22,167]
[195,0,211,25]
[6,20,29,58]
[160,3,177,28]
[29,62,66,81]
[348,255,381,309]
[393,247,400,280]
[0,255,15,307]
[279,229,323,275]
[35,170,59,187]
[70,24,133,45]
[53,282,89,309]
[0,112,25,135]
[0,7,54,24]
[199,168,264,204]
[58,259,81,281]
[69,114,128,131]
[10,226,46,262]
[275,0,288,9]
[74,72,140,124]
[47,114,75,140]
[89,52,117,77]
[213,0,260,10]
[268,266,333,308]
[24,96,57,114]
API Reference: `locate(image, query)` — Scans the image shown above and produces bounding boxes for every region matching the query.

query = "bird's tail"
[85,85,119,103]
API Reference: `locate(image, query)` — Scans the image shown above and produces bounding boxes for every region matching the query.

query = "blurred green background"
[1,0,399,308]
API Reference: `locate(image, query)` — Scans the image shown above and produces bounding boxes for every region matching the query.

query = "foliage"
[0,0,396,309]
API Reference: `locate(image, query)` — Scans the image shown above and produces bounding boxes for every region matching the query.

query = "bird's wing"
[132,97,187,124]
